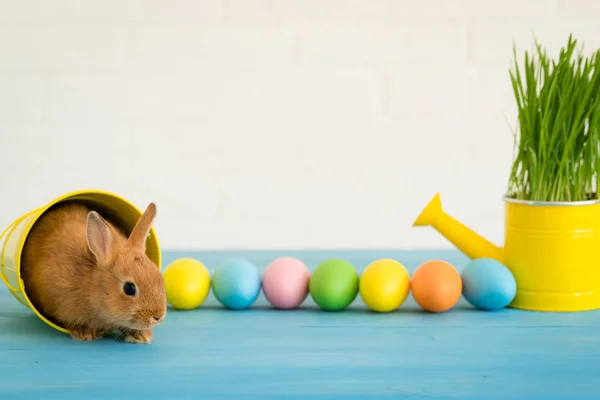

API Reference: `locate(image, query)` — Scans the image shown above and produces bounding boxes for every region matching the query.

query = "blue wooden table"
[0,249,598,399]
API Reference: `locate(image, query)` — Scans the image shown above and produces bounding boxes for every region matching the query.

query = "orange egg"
[411,260,462,313]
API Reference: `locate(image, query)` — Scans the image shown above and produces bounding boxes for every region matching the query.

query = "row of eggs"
[163,256,518,313]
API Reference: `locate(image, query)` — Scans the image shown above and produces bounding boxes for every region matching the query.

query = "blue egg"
[461,258,517,311]
[211,258,261,310]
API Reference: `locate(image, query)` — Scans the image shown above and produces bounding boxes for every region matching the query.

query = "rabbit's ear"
[127,203,157,251]
[86,211,114,263]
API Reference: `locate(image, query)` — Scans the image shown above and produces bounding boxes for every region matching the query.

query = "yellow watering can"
[413,193,600,312]
[0,190,161,333]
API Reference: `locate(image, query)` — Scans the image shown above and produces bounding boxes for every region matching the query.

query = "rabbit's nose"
[152,313,166,323]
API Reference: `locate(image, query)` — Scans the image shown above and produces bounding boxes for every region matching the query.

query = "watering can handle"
[0,210,39,292]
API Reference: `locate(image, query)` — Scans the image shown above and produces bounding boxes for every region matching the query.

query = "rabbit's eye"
[123,282,137,296]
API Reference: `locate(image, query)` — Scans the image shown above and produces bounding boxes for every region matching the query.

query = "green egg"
[309,259,359,311]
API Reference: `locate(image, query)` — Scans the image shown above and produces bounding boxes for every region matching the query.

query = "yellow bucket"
[0,189,161,333]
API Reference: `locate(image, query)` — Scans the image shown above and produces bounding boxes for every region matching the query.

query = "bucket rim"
[14,189,162,334]
[503,195,600,207]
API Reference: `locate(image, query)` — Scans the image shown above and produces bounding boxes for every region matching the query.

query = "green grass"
[506,35,600,202]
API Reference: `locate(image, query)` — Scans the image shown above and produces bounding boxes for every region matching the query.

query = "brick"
[466,66,518,152]
[124,0,223,22]
[115,174,223,223]
[388,0,558,21]
[297,23,468,68]
[51,0,130,22]
[0,173,71,221]
[387,0,469,21]
[463,0,558,18]
[0,23,129,72]
[287,0,390,21]
[467,20,600,66]
[122,71,315,176]
[124,67,381,131]
[52,0,223,23]
[127,24,297,70]
[223,0,390,23]
[558,0,600,16]
[0,0,58,22]
[39,73,131,126]
[387,65,472,122]
[0,123,137,183]
[222,0,289,23]
[0,1,223,23]
[0,73,43,125]
[211,163,509,249]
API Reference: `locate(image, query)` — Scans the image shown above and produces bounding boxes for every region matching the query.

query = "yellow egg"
[163,258,211,310]
[359,259,410,312]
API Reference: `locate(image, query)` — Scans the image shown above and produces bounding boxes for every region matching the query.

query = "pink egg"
[262,257,311,309]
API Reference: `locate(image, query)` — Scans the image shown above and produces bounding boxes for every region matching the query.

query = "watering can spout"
[413,193,504,262]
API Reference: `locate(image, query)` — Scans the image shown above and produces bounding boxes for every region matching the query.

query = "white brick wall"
[0,0,598,250]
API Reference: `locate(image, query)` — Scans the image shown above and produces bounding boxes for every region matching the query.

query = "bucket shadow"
[0,312,67,341]
[0,313,170,345]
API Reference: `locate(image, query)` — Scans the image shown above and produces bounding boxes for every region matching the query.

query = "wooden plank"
[0,250,598,399]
